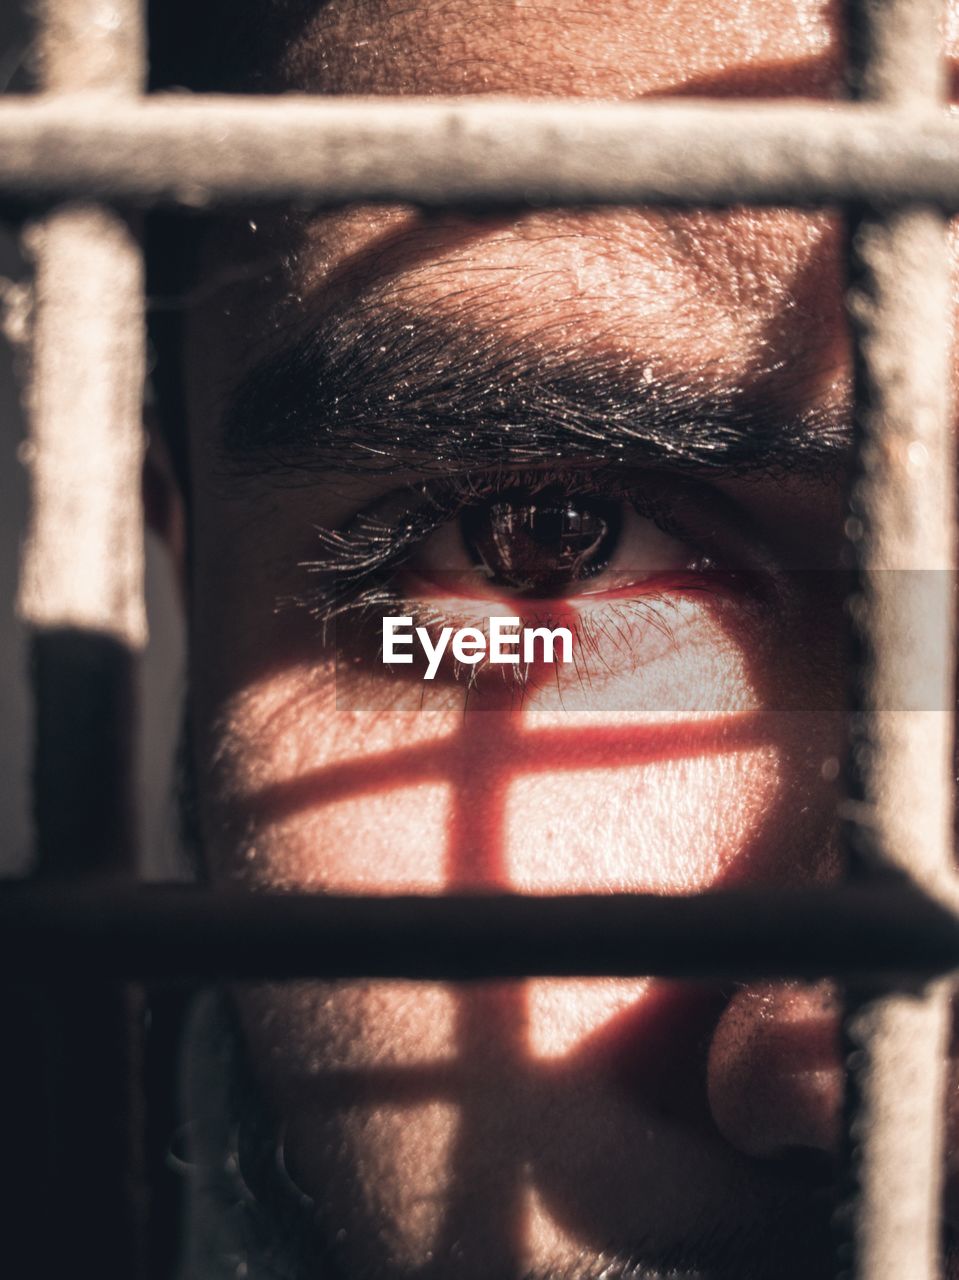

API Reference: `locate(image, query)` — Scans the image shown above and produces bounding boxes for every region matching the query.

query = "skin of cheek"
[193,559,838,899]
[197,652,781,897]
[190,535,842,1273]
[234,972,828,1278]
[236,979,463,1272]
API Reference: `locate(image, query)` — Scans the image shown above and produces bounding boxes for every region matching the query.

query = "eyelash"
[287,468,719,649]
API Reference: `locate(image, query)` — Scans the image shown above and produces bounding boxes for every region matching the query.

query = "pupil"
[462,487,622,595]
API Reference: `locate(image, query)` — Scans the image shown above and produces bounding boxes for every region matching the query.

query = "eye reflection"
[461,487,623,596]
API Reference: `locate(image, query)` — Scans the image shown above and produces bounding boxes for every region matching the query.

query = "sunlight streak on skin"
[522,1181,600,1274]
[517,598,763,717]
[249,781,454,892]
[525,981,651,1060]
[504,749,780,898]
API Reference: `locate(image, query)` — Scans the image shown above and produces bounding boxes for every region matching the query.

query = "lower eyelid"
[399,566,709,605]
[387,567,766,639]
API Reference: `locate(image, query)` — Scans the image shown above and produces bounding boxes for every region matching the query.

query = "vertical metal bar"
[13,4,149,1279]
[34,0,145,95]
[840,3,955,1278]
[20,204,146,869]
[18,0,147,871]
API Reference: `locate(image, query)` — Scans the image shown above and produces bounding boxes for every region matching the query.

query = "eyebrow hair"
[218,303,851,481]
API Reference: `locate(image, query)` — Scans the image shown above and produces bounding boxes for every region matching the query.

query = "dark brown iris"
[461,487,622,595]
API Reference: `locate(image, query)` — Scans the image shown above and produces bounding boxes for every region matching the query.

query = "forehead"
[185,0,959,456]
[282,0,841,95]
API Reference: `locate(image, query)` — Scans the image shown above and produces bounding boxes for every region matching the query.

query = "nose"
[708,982,959,1241]
[706,981,843,1158]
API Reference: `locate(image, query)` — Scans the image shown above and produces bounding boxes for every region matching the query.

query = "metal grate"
[1,0,958,1277]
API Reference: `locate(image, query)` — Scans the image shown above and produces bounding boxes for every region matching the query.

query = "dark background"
[0,1,185,878]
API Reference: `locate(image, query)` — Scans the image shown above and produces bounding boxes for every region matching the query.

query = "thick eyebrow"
[218,304,850,480]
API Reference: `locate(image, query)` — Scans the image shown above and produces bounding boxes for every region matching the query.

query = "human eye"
[409,480,700,598]
[294,468,783,705]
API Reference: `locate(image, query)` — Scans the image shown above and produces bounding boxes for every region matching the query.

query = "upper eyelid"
[300,466,715,592]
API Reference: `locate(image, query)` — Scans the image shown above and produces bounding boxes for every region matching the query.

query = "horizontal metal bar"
[0,882,957,982]
[1,97,959,209]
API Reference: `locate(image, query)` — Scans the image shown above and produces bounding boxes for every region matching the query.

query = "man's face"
[174,2,957,1276]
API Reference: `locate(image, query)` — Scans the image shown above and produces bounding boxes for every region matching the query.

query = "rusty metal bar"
[839,4,956,1279]
[0,882,956,983]
[10,5,150,1280]
[0,97,959,209]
